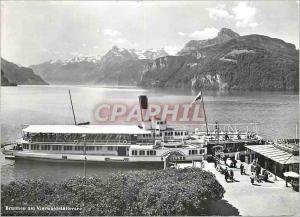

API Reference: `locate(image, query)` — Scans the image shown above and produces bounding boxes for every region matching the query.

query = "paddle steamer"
[2,95,206,167]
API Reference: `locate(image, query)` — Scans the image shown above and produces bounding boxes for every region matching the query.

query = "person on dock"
[230,170,234,182]
[225,133,229,140]
[240,163,244,175]
[233,159,237,168]
[263,170,269,182]
[214,157,217,168]
[225,167,229,182]
[250,173,255,185]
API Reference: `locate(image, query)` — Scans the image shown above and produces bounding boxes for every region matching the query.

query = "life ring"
[123,140,127,144]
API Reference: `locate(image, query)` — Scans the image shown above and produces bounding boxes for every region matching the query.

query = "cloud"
[178,32,186,36]
[108,37,128,44]
[179,27,219,40]
[189,28,219,39]
[164,45,181,55]
[232,2,258,27]
[93,46,99,49]
[206,2,259,28]
[206,4,233,19]
[103,29,122,37]
[41,48,49,52]
[70,52,84,57]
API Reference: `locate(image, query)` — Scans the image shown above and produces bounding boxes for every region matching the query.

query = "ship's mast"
[68,89,77,125]
[201,91,209,136]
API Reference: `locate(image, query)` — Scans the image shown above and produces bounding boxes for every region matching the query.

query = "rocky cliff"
[140,28,299,91]
[1,58,47,86]
[1,69,17,86]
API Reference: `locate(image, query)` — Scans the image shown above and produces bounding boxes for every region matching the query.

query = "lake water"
[1,85,298,184]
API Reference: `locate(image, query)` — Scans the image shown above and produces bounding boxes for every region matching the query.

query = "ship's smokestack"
[138,95,148,121]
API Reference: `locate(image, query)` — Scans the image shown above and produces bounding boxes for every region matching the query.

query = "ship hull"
[9,150,203,168]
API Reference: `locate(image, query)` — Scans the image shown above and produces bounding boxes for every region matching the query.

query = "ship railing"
[25,140,158,146]
[169,123,260,134]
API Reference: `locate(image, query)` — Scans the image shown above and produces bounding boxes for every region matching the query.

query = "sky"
[1,1,299,66]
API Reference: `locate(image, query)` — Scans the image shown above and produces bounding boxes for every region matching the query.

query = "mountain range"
[140,28,299,90]
[30,47,168,85]
[2,28,299,90]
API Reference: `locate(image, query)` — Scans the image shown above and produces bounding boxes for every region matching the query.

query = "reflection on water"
[1,85,299,183]
[1,156,159,184]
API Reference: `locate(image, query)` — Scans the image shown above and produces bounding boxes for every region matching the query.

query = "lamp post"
[215,120,219,144]
[82,134,87,184]
[82,134,87,206]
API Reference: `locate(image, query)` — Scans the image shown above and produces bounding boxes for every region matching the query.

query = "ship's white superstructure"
[2,95,206,167]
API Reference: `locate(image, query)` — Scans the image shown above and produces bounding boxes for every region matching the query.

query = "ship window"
[97,146,102,151]
[108,146,113,151]
[189,150,198,155]
[75,146,83,151]
[31,144,40,150]
[41,145,50,150]
[63,146,72,151]
[139,150,145,155]
[148,150,156,155]
[132,150,138,155]
[181,132,183,136]
[87,146,95,151]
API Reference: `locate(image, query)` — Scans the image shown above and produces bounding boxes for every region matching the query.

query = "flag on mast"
[191,90,202,104]
[139,95,148,109]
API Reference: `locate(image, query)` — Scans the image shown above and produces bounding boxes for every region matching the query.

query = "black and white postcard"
[1,1,299,216]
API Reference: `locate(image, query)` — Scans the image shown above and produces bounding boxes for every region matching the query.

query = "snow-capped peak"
[49,59,63,64]
[129,48,169,60]
[63,55,102,64]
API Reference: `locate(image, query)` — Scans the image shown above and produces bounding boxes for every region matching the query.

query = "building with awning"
[245,143,299,179]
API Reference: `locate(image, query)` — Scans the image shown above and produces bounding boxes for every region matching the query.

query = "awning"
[22,125,151,135]
[283,171,299,178]
[246,145,299,165]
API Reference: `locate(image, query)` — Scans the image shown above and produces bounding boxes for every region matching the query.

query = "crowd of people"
[214,156,270,185]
